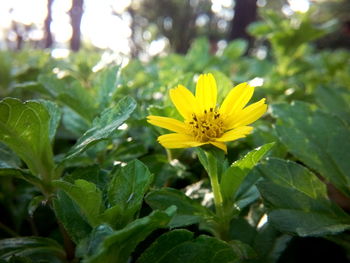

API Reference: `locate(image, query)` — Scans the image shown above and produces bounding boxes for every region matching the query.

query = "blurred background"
[0,0,349,60]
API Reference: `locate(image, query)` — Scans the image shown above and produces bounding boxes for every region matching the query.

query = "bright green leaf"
[0,98,55,179]
[220,143,274,204]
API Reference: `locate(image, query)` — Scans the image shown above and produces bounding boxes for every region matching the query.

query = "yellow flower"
[147,73,267,153]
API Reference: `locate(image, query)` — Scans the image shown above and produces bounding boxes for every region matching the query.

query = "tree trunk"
[70,0,84,52]
[44,0,54,48]
[228,0,257,44]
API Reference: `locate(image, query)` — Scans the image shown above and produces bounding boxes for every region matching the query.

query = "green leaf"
[257,158,350,236]
[0,237,65,262]
[96,65,120,110]
[37,100,62,142]
[251,223,292,263]
[38,74,96,122]
[271,101,350,197]
[137,229,242,263]
[103,160,153,228]
[0,143,21,168]
[64,96,136,160]
[220,143,274,204]
[83,207,176,263]
[0,98,55,179]
[53,190,92,244]
[316,86,350,125]
[53,179,104,227]
[145,188,213,228]
[223,39,248,59]
[64,165,108,191]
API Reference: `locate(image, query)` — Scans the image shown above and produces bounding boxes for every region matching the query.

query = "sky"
[0,0,310,56]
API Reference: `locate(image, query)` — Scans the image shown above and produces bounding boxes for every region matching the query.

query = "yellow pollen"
[187,108,225,142]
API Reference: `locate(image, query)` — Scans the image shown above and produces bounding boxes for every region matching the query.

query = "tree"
[44,0,54,48]
[70,0,84,52]
[228,0,257,46]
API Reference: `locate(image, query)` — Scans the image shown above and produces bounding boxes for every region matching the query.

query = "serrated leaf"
[103,160,153,228]
[145,188,213,228]
[137,229,242,263]
[257,158,350,236]
[83,207,176,263]
[64,96,136,160]
[220,143,274,205]
[0,98,55,179]
[0,237,65,262]
[53,179,104,227]
[271,101,350,197]
[53,190,92,244]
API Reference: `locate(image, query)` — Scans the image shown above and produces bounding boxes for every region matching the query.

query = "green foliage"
[257,158,350,236]
[137,229,244,263]
[0,237,66,262]
[81,207,176,263]
[65,96,136,160]
[1,7,350,263]
[271,101,350,197]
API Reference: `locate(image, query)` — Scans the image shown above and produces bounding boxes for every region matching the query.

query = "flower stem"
[205,151,224,219]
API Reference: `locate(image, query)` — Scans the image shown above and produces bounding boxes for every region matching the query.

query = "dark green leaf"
[83,207,176,263]
[0,98,55,179]
[0,237,65,262]
[53,190,92,244]
[145,188,213,228]
[0,143,21,168]
[53,179,104,227]
[257,158,350,236]
[137,229,242,263]
[103,160,153,228]
[316,86,350,125]
[65,96,136,160]
[272,101,350,197]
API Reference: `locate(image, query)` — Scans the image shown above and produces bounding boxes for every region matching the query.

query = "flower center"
[187,108,225,142]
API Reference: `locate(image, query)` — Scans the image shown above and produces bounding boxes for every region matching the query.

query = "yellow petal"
[158,133,205,148]
[147,116,187,133]
[169,85,198,120]
[195,73,217,112]
[216,126,253,142]
[210,141,227,153]
[220,83,254,117]
[228,99,267,129]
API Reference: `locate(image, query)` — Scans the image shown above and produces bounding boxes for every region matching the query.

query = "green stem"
[205,151,224,219]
